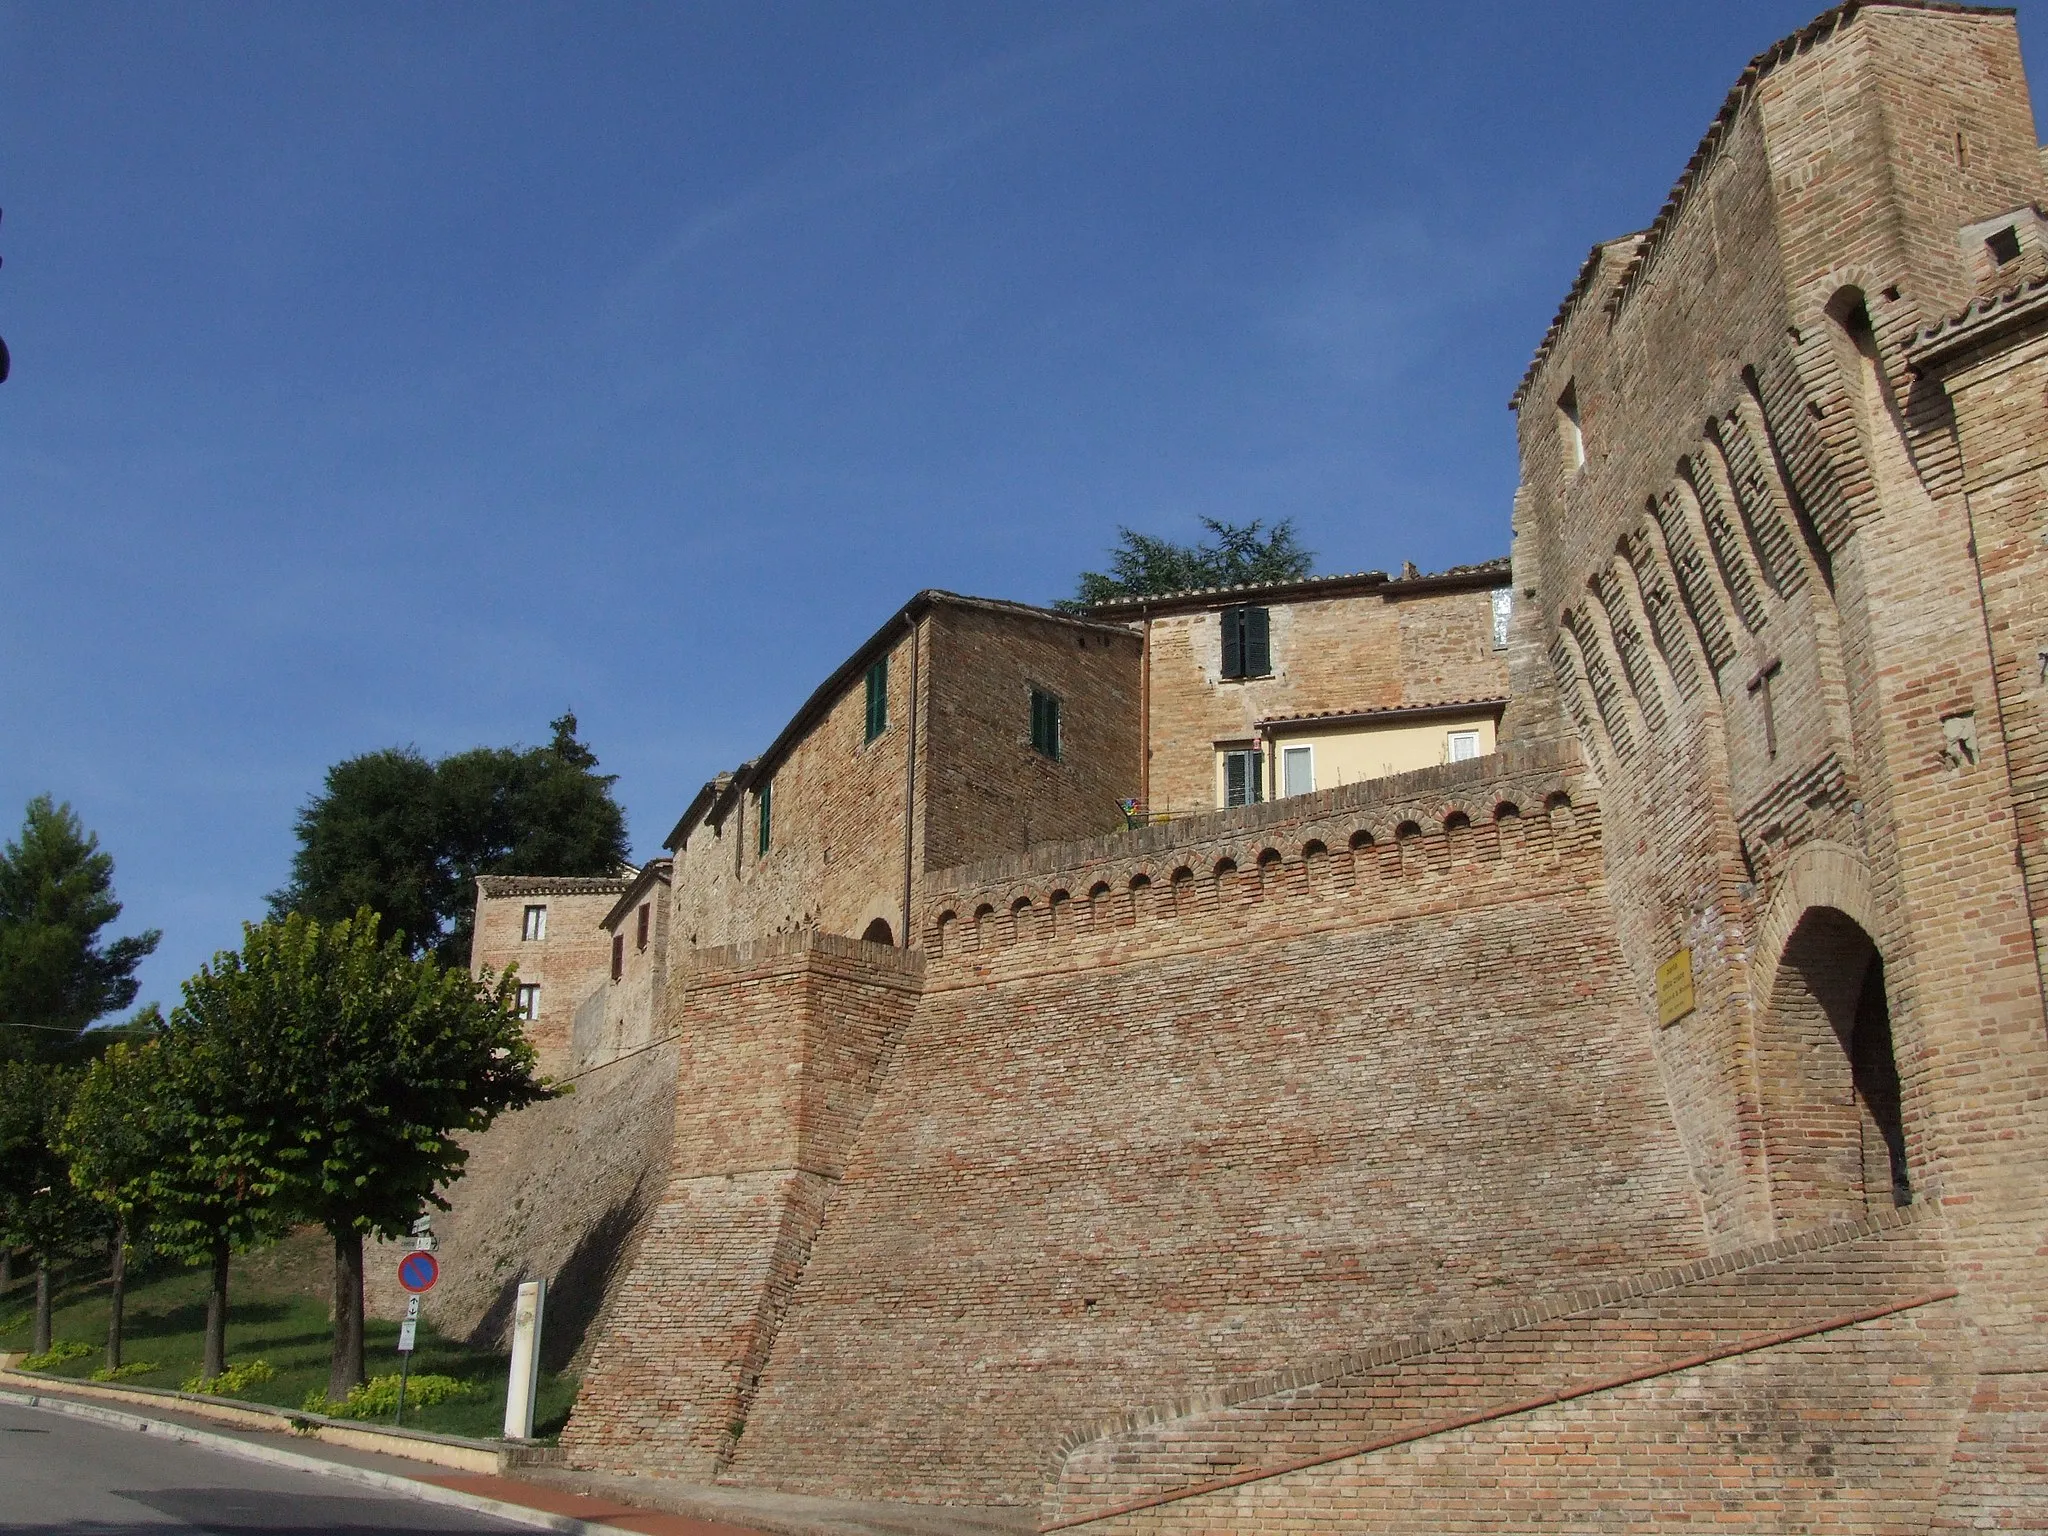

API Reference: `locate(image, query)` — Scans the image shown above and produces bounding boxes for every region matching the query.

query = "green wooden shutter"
[865,658,888,742]
[1221,608,1244,678]
[1245,607,1271,676]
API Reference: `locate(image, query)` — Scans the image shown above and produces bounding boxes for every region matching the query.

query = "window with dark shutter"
[1220,607,1272,679]
[1030,689,1061,760]
[1244,606,1271,677]
[636,903,650,950]
[1222,747,1264,807]
[757,779,773,855]
[611,933,623,982]
[865,658,888,742]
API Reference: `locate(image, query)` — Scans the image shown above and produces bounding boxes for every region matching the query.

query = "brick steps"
[1043,1202,1957,1530]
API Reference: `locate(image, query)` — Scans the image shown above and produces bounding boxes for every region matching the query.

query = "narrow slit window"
[1030,689,1062,760]
[522,904,547,942]
[610,934,624,982]
[1559,380,1586,472]
[757,778,773,855]
[864,657,888,742]
[636,903,650,950]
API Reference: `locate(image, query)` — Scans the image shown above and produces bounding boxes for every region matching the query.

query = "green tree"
[154,969,297,1380]
[271,713,629,968]
[61,1033,166,1371]
[0,797,161,1062]
[212,910,552,1399]
[1061,517,1316,611]
[0,1061,97,1353]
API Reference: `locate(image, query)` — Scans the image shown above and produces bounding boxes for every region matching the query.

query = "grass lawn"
[0,1227,578,1441]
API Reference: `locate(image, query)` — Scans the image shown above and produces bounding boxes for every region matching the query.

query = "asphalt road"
[0,1401,531,1536]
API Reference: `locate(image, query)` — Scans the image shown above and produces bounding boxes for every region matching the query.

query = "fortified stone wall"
[564,746,1714,1509]
[1507,2,2048,1334]
[1047,1208,1969,1533]
[562,933,925,1479]
[366,1037,680,1375]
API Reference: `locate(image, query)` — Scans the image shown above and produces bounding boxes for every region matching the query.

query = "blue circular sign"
[397,1251,440,1294]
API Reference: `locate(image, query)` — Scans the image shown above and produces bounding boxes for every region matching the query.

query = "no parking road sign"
[397,1250,440,1295]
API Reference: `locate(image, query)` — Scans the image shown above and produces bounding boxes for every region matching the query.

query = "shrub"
[90,1361,161,1382]
[304,1373,473,1420]
[21,1340,92,1370]
[182,1358,276,1396]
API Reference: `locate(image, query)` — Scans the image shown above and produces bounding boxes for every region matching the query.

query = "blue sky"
[5,2,2042,1010]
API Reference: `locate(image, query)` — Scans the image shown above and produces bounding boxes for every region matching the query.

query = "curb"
[0,1388,627,1536]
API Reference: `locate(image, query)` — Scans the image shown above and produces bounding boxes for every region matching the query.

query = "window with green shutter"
[1030,688,1061,760]
[757,778,772,855]
[865,657,888,742]
[1220,606,1272,679]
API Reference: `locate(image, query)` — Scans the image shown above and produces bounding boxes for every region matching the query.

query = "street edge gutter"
[0,1388,632,1536]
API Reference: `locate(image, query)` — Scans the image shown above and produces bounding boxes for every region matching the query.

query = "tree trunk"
[2,1248,12,1293]
[328,1229,365,1404]
[105,1218,127,1373]
[31,1261,51,1355]
[202,1232,230,1382]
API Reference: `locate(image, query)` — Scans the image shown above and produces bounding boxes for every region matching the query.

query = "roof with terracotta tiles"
[1912,268,2048,367]
[1258,697,1508,733]
[1083,558,1509,618]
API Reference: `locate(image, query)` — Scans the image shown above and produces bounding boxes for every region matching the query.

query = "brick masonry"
[432,5,2048,1527]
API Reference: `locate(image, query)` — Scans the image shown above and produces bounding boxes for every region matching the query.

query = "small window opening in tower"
[1986,225,2022,266]
[1558,381,1586,472]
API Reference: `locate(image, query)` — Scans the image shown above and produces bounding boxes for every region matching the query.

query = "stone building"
[468,873,633,1073]
[1090,560,1510,816]
[409,5,2048,1529]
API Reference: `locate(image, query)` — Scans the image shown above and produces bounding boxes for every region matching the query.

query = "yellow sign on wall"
[1656,948,1696,1027]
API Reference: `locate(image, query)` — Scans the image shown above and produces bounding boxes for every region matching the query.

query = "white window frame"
[522,904,547,942]
[1447,730,1481,763]
[516,983,541,1020]
[1280,744,1314,798]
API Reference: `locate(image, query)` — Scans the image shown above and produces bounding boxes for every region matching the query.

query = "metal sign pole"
[395,1294,420,1425]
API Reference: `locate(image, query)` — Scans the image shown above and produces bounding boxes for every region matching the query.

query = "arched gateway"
[1759,906,1911,1224]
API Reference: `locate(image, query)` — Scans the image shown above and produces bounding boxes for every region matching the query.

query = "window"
[611,933,624,982]
[1558,380,1586,472]
[864,657,888,742]
[1222,747,1264,807]
[516,984,540,1021]
[1987,225,2022,266]
[1030,689,1062,760]
[1220,606,1272,679]
[757,778,772,855]
[1281,745,1313,798]
[636,903,650,950]
[521,904,547,942]
[1447,730,1481,762]
[1491,587,1512,650]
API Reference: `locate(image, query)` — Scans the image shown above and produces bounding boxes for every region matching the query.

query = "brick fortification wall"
[561,933,925,1478]
[561,747,1712,1506]
[366,1038,679,1374]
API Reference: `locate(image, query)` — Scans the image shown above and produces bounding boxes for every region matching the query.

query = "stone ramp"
[1043,1202,1970,1531]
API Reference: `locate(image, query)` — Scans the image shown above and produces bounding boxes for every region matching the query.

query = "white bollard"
[502,1279,546,1440]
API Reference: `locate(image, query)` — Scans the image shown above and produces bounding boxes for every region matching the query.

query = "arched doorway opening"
[1760,906,1911,1223]
[861,917,895,947]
